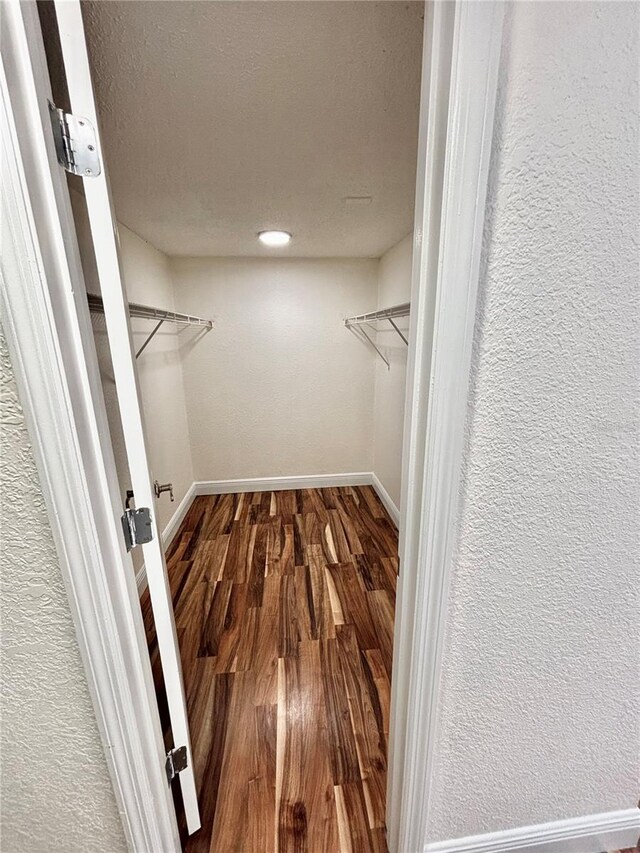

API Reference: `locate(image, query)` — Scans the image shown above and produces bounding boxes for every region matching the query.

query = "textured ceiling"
[82,1,424,258]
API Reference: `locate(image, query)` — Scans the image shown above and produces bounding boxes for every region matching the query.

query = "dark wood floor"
[142,485,398,853]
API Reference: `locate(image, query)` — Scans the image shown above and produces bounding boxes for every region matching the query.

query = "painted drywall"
[427,1,640,841]
[372,233,413,510]
[81,1,423,258]
[70,190,193,548]
[170,257,377,480]
[0,326,127,853]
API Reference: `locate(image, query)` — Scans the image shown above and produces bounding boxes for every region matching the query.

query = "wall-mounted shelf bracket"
[344,302,410,367]
[87,293,213,359]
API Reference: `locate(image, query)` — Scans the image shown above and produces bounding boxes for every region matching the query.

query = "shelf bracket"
[352,325,390,369]
[135,319,164,359]
[388,317,409,345]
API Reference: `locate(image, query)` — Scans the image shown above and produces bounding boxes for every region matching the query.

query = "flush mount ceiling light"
[258,230,292,247]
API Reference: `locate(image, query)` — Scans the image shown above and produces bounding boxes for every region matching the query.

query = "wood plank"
[327,508,353,563]
[277,642,340,853]
[328,563,380,652]
[253,574,280,706]
[336,625,387,829]
[308,545,336,640]
[248,522,269,606]
[335,782,384,853]
[320,638,360,784]
[248,703,277,853]
[185,667,232,853]
[209,670,256,852]
[367,589,395,681]
[214,583,249,673]
[364,648,391,740]
[278,574,299,659]
[223,519,254,583]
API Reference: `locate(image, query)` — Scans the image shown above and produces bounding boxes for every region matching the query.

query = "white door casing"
[388,2,505,851]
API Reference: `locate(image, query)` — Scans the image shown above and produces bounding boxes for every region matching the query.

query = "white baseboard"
[371,473,400,527]
[135,564,147,595]
[424,808,640,853]
[135,482,198,594]
[193,472,372,495]
[161,482,197,547]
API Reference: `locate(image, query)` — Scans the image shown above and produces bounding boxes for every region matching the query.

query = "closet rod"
[87,292,213,359]
[344,301,410,366]
[343,301,410,327]
[87,292,213,327]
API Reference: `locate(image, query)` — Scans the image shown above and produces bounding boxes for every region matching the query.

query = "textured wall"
[0,327,127,852]
[427,1,640,840]
[372,233,413,509]
[171,257,377,481]
[71,190,194,548]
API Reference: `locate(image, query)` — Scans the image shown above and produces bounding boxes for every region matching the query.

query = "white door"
[49,0,201,834]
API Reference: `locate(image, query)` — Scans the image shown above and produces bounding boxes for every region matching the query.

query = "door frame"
[388,2,504,851]
[1,3,181,851]
[1,1,504,851]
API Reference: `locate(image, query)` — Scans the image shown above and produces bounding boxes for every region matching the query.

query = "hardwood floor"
[141,486,398,853]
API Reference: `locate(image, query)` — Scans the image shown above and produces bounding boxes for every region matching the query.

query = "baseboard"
[371,473,400,527]
[193,472,373,495]
[135,564,147,595]
[424,808,640,853]
[135,482,198,594]
[161,482,197,547]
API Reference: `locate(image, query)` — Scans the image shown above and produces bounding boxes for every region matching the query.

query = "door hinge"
[48,101,101,177]
[165,745,188,785]
[121,506,153,551]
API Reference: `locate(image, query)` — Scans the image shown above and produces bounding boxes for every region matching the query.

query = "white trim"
[161,482,198,547]
[424,809,640,853]
[1,4,180,850]
[136,482,198,592]
[388,3,505,853]
[194,472,372,495]
[135,565,149,595]
[371,473,400,527]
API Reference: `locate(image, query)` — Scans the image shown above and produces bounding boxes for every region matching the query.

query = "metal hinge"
[165,745,188,784]
[121,506,153,551]
[48,101,101,177]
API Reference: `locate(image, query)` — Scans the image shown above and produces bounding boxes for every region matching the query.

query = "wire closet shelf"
[344,301,410,368]
[87,292,213,358]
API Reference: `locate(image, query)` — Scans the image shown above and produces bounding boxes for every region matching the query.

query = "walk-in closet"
[39,1,425,849]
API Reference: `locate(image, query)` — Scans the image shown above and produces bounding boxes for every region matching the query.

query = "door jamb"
[1,3,181,851]
[2,0,505,850]
[388,2,504,852]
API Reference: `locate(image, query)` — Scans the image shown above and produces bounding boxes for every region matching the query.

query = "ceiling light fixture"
[258,230,292,247]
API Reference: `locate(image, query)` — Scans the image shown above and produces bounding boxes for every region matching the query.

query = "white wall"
[170,257,378,481]
[117,225,194,531]
[427,1,640,841]
[372,233,413,510]
[0,327,127,853]
[71,191,193,545]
